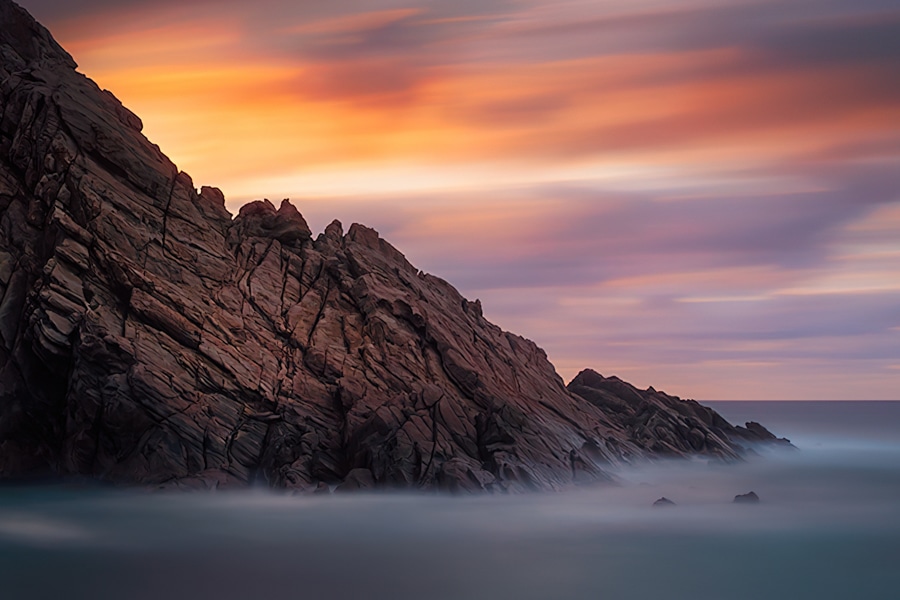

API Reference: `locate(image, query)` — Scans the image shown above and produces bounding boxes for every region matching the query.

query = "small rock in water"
[734,491,760,504]
[653,497,676,507]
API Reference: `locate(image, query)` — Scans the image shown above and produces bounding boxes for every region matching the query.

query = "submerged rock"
[734,491,761,504]
[0,0,789,493]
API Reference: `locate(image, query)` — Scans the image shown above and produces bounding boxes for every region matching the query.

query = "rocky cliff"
[0,0,787,492]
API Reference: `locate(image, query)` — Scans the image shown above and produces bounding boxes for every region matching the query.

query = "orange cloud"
[51,12,899,204]
[24,0,900,400]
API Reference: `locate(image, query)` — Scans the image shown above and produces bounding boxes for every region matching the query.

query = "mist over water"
[1,402,899,600]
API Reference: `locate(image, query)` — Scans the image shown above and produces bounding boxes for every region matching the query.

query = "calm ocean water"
[1,401,898,600]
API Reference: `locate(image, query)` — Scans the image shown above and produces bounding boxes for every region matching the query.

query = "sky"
[18,0,900,400]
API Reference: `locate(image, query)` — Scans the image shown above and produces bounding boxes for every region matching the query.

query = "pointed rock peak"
[569,368,606,388]
[199,186,226,207]
[276,198,310,230]
[277,198,299,217]
[232,199,311,244]
[315,219,344,249]
[316,219,344,247]
[464,298,483,318]
[325,219,343,239]
[237,199,277,219]
[195,185,232,226]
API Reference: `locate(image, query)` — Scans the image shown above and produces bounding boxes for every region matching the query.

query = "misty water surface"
[1,402,898,600]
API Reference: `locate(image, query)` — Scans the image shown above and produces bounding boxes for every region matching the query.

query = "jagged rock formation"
[567,370,788,458]
[0,0,787,492]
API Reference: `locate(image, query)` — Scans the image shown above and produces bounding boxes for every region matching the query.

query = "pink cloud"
[15,0,900,399]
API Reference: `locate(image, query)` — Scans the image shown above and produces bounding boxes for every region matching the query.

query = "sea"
[1,401,898,600]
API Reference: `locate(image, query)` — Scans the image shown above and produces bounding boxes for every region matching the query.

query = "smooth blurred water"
[1,402,898,600]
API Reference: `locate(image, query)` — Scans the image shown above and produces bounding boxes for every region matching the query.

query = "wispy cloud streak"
[18,0,900,399]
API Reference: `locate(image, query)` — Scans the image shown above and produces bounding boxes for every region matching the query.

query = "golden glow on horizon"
[59,17,900,204]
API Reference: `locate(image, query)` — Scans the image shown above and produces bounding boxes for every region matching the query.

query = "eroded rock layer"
[0,1,786,492]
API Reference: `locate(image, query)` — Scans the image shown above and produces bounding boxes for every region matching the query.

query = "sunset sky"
[19,0,900,400]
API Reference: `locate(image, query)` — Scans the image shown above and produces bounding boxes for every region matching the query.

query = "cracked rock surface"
[0,1,788,492]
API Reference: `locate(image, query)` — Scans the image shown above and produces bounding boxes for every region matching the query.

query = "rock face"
[567,370,790,460]
[0,1,787,492]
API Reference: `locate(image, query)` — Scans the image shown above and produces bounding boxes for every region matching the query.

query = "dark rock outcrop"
[567,370,791,460]
[653,497,676,507]
[734,491,760,504]
[0,1,787,492]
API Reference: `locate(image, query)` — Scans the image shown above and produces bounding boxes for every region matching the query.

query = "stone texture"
[567,369,790,461]
[0,0,789,493]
